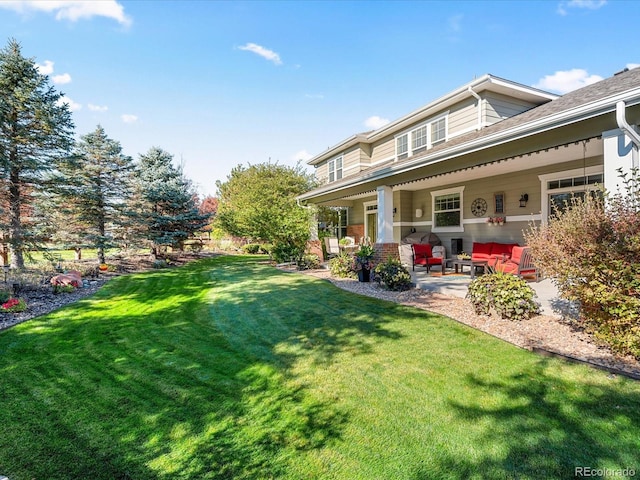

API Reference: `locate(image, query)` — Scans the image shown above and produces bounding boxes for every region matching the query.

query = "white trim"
[363,200,377,242]
[538,165,604,223]
[431,185,465,233]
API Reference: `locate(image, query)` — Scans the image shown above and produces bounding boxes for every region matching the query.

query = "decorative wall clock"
[471,197,488,217]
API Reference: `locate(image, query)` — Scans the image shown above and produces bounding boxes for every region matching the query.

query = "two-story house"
[298,69,640,261]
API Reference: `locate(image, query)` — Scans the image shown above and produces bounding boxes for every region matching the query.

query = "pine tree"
[130,147,210,258]
[0,39,74,268]
[55,125,133,264]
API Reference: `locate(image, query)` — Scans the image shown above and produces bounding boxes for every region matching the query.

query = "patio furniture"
[452,259,488,279]
[324,237,340,258]
[471,241,520,267]
[494,246,540,281]
[412,243,444,272]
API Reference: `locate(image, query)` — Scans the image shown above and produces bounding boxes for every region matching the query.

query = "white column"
[376,186,394,243]
[603,128,639,196]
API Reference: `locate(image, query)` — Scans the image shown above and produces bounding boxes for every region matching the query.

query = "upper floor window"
[396,134,408,159]
[395,113,448,160]
[411,125,428,152]
[431,186,464,232]
[328,156,343,183]
[431,117,446,144]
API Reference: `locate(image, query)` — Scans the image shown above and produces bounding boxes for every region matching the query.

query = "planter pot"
[357,269,370,282]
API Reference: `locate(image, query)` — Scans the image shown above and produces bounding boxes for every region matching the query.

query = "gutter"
[616,101,640,148]
[468,86,482,131]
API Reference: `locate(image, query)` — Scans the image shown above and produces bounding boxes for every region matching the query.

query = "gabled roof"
[299,67,640,202]
[307,74,558,166]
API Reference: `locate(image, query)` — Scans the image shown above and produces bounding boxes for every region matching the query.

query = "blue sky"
[0,0,638,197]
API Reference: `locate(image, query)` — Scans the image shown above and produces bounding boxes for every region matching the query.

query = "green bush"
[0,289,11,304]
[329,252,357,279]
[53,284,76,294]
[466,272,540,320]
[1,297,27,312]
[271,241,305,264]
[525,169,640,358]
[374,257,412,291]
[297,254,321,271]
[242,243,263,254]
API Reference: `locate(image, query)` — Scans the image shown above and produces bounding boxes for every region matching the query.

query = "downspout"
[468,86,482,131]
[616,101,640,148]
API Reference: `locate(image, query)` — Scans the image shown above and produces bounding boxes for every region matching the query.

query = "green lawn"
[1,256,639,479]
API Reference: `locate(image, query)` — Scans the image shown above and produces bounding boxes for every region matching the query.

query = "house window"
[539,166,604,223]
[431,186,464,232]
[431,117,446,144]
[411,125,428,152]
[328,156,343,183]
[396,134,408,159]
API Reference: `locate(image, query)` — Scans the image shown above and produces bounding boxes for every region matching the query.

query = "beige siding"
[314,162,328,184]
[370,135,395,164]
[343,146,361,174]
[484,92,537,125]
[448,98,478,136]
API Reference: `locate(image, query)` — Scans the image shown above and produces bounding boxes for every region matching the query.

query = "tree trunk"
[75,248,82,260]
[8,166,24,269]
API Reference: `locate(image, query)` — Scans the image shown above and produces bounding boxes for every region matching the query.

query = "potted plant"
[352,244,375,282]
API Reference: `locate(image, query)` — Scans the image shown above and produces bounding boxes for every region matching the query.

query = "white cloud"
[557,0,606,15]
[364,115,390,130]
[237,43,282,65]
[121,114,138,124]
[0,0,132,26]
[533,69,603,94]
[56,95,81,111]
[292,150,312,162]
[305,93,324,99]
[88,103,108,112]
[627,63,640,70]
[36,60,54,75]
[52,72,71,84]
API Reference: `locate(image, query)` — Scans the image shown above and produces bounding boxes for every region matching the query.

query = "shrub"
[525,169,640,358]
[153,259,169,269]
[53,284,76,294]
[271,241,305,264]
[329,252,357,279]
[1,298,27,313]
[242,243,263,254]
[297,254,321,271]
[0,289,10,304]
[374,257,412,291]
[466,272,540,320]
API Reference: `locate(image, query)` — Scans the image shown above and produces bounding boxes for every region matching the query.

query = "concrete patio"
[411,267,577,319]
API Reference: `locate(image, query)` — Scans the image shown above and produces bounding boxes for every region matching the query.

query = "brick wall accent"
[373,243,399,264]
[347,224,365,244]
[307,239,324,262]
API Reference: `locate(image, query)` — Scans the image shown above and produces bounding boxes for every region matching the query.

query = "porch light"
[2,265,9,284]
[415,208,423,218]
[519,193,529,208]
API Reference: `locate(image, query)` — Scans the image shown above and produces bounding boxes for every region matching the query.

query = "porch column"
[376,185,394,243]
[603,128,639,196]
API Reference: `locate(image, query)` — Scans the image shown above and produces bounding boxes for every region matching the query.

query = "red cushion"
[510,246,526,264]
[490,242,517,257]
[496,261,518,274]
[412,244,432,257]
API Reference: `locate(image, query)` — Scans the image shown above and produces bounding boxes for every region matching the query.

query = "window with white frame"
[539,167,604,222]
[396,134,408,159]
[431,186,464,232]
[411,125,428,153]
[328,156,343,183]
[431,117,446,144]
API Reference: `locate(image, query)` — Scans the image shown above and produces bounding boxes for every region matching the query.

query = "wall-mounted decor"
[494,192,505,214]
[471,197,487,217]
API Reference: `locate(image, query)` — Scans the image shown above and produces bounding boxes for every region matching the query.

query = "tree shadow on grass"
[0,256,423,479]
[411,359,640,480]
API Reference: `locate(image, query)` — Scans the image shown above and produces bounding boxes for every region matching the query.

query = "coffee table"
[452,259,488,278]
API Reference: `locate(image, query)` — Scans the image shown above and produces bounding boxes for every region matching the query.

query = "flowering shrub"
[329,252,357,279]
[374,258,412,291]
[297,254,321,270]
[466,272,540,320]
[1,298,27,313]
[352,244,375,271]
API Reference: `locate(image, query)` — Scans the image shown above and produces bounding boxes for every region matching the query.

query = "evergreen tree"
[130,147,210,258]
[0,39,74,268]
[54,125,133,263]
